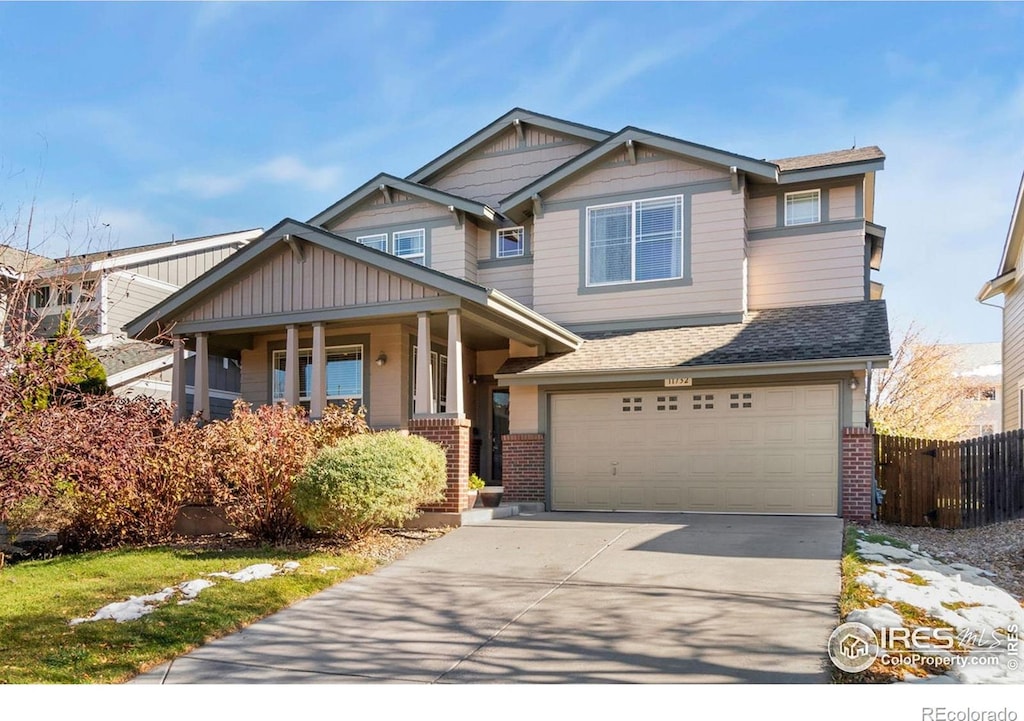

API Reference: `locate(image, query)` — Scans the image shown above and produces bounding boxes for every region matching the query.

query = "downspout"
[866,360,884,520]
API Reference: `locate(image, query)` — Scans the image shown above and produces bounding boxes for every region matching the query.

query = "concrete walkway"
[135,512,843,684]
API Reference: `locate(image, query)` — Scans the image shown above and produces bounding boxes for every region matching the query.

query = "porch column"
[194,332,209,421]
[310,322,327,420]
[446,308,464,416]
[415,311,434,414]
[171,336,187,422]
[285,324,300,407]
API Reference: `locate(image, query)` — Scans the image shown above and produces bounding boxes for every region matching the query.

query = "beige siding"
[478,263,534,307]
[830,186,857,221]
[106,271,175,336]
[532,189,745,325]
[130,246,237,286]
[474,223,491,262]
[430,126,594,206]
[547,149,730,203]
[328,192,444,234]
[239,323,410,428]
[746,228,866,309]
[431,224,475,281]
[747,195,776,229]
[1003,281,1024,429]
[509,384,539,433]
[182,244,441,323]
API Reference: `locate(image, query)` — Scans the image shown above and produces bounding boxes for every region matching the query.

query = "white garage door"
[550,385,839,514]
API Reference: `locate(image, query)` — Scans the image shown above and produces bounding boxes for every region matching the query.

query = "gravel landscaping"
[864,518,1024,601]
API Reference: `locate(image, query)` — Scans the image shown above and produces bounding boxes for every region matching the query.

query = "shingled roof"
[773,146,885,172]
[497,300,890,377]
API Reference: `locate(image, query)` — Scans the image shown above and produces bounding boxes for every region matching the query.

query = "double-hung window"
[497,227,525,258]
[412,348,448,412]
[272,344,363,405]
[356,228,425,265]
[784,190,820,226]
[586,195,683,286]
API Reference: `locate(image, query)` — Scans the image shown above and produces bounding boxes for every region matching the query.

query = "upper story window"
[56,286,73,306]
[497,227,525,258]
[357,229,425,265]
[80,279,96,301]
[29,286,51,309]
[784,190,821,226]
[586,195,683,286]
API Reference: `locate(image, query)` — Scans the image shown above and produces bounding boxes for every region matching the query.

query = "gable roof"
[124,218,582,351]
[496,300,891,381]
[499,126,780,213]
[0,245,50,277]
[978,171,1024,301]
[405,108,611,185]
[308,173,498,228]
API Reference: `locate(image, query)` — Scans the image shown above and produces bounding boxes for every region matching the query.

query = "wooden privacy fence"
[875,430,1024,529]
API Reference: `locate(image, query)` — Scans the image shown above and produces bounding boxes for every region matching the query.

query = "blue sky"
[1,2,1022,344]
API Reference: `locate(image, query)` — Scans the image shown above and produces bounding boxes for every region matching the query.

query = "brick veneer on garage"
[842,427,874,522]
[409,417,471,513]
[502,433,545,504]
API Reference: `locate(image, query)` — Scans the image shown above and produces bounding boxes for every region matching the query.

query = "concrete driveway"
[135,512,843,684]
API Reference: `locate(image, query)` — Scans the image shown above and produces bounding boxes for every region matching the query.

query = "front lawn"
[0,544,377,683]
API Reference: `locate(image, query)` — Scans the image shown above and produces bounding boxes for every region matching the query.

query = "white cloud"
[170,155,346,199]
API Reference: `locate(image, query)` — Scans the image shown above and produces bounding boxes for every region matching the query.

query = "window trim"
[356,233,388,252]
[392,228,426,265]
[496,226,526,259]
[584,194,684,288]
[784,189,821,226]
[271,343,364,403]
[411,346,448,413]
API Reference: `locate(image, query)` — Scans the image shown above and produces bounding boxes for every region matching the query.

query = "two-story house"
[126,109,891,520]
[13,229,261,417]
[978,171,1024,431]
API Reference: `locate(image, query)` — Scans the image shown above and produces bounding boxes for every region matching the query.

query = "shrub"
[293,432,446,537]
[0,395,191,550]
[201,400,368,542]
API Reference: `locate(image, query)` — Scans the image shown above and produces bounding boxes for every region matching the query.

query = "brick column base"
[409,417,472,513]
[842,427,874,522]
[502,433,545,505]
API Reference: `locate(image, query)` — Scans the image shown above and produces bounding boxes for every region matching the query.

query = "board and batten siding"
[546,149,730,203]
[105,271,176,336]
[531,188,745,326]
[429,126,594,207]
[1003,281,1024,430]
[327,192,443,234]
[746,228,866,310]
[129,246,238,286]
[478,263,534,307]
[181,244,441,323]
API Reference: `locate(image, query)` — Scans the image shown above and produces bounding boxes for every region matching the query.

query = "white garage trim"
[548,383,841,515]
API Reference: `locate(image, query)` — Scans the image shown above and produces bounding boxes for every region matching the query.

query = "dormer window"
[784,190,821,226]
[497,227,525,258]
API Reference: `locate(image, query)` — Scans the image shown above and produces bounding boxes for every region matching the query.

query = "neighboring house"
[5,229,261,417]
[978,172,1024,431]
[938,342,1002,438]
[126,108,891,519]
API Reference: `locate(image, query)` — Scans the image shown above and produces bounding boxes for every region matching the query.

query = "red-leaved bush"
[0,395,200,549]
[196,400,368,542]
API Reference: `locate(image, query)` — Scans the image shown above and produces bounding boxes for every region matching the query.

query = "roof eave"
[484,289,583,352]
[495,355,893,385]
[777,159,885,185]
[977,269,1016,302]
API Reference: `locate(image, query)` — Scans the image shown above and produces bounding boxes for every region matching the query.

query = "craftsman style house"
[127,109,891,520]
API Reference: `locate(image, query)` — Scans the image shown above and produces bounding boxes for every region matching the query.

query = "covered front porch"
[125,219,581,513]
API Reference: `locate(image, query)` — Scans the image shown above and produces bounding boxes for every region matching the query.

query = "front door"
[491,389,510,481]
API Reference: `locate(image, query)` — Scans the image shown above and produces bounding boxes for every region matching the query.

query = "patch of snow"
[848,604,905,630]
[70,562,302,626]
[855,537,1024,684]
[320,565,340,573]
[207,563,278,583]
